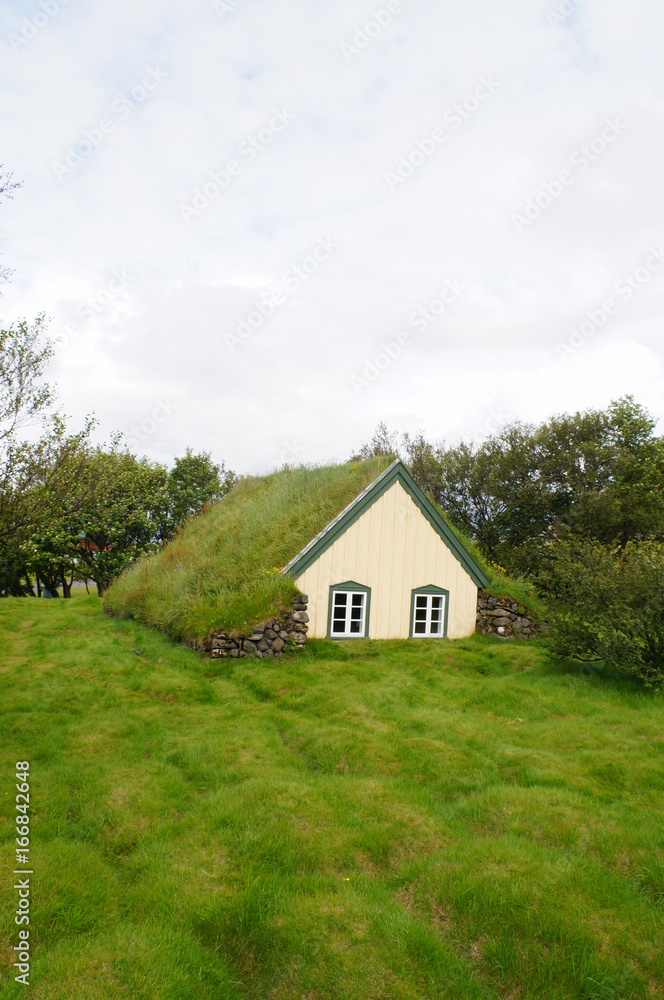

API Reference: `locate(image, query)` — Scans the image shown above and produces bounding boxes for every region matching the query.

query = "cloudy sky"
[1,0,662,473]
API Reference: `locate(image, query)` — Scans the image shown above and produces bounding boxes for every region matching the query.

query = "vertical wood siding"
[294,481,478,639]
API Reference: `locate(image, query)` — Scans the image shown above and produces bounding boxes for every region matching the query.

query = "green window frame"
[410,585,449,638]
[327,581,371,639]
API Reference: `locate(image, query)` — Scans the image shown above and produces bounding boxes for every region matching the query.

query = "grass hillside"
[104,458,393,642]
[1,596,663,999]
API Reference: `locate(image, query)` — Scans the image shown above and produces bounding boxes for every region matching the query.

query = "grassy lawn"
[1,597,663,999]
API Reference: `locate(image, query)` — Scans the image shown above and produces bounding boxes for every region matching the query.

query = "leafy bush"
[543,538,664,686]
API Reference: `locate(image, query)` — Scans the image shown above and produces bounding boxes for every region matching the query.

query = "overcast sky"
[1,0,662,473]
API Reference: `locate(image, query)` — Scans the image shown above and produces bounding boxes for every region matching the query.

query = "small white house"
[283,459,488,640]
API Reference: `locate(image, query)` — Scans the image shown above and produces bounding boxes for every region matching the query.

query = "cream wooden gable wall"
[293,480,478,639]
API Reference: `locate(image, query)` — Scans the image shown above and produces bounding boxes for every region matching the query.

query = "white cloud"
[1,0,663,473]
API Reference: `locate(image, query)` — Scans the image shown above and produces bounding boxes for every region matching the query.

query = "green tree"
[0,170,64,588]
[0,418,92,595]
[350,421,400,462]
[21,523,81,598]
[579,397,664,546]
[165,449,236,538]
[403,431,528,558]
[398,397,664,572]
[542,536,664,687]
[73,448,169,596]
[1,432,238,597]
[0,315,54,442]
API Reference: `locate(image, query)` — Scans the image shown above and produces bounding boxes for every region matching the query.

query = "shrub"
[543,538,664,687]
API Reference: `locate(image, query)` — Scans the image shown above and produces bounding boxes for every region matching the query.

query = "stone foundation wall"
[476,590,546,640]
[200,589,543,654]
[202,594,309,659]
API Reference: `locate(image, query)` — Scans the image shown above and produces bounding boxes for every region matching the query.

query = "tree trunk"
[62,568,75,599]
[95,580,104,597]
[36,574,42,599]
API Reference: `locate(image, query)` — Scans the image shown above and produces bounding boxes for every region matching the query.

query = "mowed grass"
[1,598,663,1000]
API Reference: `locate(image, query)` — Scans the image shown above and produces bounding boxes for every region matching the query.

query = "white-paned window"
[331,589,367,637]
[412,592,445,636]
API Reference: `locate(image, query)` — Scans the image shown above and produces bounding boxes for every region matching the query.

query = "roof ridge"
[282,457,489,589]
[281,459,400,575]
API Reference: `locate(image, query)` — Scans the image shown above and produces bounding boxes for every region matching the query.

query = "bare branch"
[0,315,55,441]
[0,164,23,284]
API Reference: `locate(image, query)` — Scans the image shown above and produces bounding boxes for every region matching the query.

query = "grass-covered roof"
[104,457,394,642]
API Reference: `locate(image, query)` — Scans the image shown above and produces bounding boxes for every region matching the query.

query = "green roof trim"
[282,459,490,589]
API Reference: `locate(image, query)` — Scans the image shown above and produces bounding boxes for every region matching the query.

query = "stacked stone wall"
[476,591,547,639]
[200,589,546,654]
[202,594,309,659]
